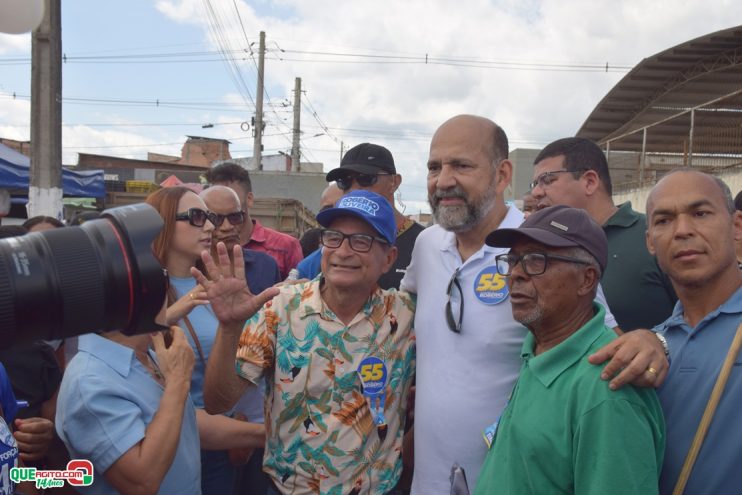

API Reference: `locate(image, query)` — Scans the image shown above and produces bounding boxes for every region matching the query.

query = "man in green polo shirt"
[529,137,676,331]
[475,205,665,495]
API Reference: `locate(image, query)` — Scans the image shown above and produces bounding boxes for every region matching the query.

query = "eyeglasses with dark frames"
[529,170,577,190]
[336,172,393,191]
[175,208,217,227]
[445,267,464,333]
[495,252,591,277]
[210,210,246,227]
[319,229,389,253]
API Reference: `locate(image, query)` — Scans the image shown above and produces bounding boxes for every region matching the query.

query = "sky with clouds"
[0,0,739,213]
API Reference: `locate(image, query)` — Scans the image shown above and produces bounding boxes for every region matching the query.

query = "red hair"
[145,186,194,267]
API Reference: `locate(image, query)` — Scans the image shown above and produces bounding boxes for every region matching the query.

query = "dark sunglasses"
[336,172,393,191]
[211,210,246,227]
[175,208,217,227]
[445,267,464,333]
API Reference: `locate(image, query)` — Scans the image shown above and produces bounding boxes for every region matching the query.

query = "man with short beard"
[401,115,667,494]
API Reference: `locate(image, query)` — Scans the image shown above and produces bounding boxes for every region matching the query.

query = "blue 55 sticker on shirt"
[473,266,509,305]
[358,357,388,426]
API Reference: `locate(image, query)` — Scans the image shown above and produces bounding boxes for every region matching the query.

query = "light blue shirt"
[171,276,218,409]
[296,247,322,280]
[171,276,265,421]
[56,334,200,495]
[656,284,742,495]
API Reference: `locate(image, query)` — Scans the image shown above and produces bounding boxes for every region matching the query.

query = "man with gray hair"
[475,205,664,494]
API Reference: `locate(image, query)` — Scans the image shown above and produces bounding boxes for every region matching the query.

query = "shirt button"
[339,367,345,373]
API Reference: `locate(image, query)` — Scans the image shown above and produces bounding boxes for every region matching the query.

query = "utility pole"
[252,31,265,170]
[29,0,62,219]
[340,141,345,161]
[291,77,301,172]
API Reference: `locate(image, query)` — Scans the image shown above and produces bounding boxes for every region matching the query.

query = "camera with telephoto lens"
[0,203,167,349]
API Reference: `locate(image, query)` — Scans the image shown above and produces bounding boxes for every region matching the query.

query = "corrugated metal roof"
[577,25,742,152]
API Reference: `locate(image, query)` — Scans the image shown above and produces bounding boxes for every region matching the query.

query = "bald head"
[320,183,344,212]
[647,169,734,217]
[201,184,241,207]
[433,114,509,164]
[200,185,246,253]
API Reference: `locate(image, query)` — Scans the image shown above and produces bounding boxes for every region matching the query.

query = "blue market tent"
[0,143,105,198]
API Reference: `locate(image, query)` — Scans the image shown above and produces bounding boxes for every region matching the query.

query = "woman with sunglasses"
[146,187,265,495]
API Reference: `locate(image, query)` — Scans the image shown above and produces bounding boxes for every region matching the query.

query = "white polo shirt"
[401,206,617,494]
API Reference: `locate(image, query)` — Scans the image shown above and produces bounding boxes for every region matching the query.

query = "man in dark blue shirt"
[201,185,280,495]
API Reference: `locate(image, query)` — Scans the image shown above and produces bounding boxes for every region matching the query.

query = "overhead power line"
[0,45,633,72]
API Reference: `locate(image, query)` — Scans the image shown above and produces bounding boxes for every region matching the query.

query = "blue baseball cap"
[316,190,396,245]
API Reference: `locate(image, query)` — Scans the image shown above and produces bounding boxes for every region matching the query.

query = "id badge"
[357,356,388,426]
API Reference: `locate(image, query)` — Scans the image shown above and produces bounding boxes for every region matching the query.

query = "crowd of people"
[1,113,741,495]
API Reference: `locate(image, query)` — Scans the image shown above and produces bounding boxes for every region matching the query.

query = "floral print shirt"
[236,279,416,495]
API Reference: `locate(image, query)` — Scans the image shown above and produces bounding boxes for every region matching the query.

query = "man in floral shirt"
[203,190,416,495]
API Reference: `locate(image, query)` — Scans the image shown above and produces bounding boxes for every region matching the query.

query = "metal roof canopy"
[577,26,742,162]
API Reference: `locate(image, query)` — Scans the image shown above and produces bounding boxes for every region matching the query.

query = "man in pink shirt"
[204,162,303,280]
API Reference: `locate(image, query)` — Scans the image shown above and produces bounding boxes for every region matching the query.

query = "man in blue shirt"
[644,169,742,494]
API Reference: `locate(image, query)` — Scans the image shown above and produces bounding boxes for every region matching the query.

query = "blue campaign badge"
[483,419,499,449]
[473,266,509,305]
[357,356,388,396]
[358,357,389,426]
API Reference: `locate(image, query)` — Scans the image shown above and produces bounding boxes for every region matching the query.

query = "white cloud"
[2,0,740,212]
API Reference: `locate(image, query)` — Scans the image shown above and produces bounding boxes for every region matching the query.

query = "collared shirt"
[656,284,742,495]
[235,279,416,495]
[246,219,304,280]
[243,247,282,293]
[474,304,665,495]
[401,206,619,494]
[602,202,677,330]
[296,248,322,281]
[56,334,200,495]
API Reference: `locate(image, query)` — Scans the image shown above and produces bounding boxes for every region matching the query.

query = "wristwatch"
[655,332,670,358]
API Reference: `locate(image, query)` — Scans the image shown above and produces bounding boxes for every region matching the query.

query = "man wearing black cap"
[321,143,424,289]
[474,205,665,495]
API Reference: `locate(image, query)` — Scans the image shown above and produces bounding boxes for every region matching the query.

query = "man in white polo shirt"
[401,114,668,494]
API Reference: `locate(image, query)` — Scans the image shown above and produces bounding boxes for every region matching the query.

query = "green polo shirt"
[474,304,665,495]
[602,202,676,330]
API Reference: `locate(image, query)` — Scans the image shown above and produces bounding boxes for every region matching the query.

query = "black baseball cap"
[326,143,396,182]
[485,205,608,272]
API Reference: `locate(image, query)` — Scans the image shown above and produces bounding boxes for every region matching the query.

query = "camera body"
[0,204,167,348]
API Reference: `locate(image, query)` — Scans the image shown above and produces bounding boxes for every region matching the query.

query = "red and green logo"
[10,459,94,489]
